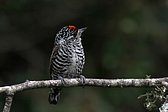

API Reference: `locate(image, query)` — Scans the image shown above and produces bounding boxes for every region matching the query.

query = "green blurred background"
[0,0,168,112]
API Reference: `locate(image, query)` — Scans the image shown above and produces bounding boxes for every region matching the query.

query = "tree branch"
[1,77,168,94]
[1,77,168,112]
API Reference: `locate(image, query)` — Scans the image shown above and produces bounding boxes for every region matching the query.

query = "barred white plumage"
[48,25,86,104]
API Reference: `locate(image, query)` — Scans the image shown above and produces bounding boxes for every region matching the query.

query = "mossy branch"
[1,77,168,112]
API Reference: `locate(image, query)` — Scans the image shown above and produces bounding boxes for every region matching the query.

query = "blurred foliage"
[0,0,168,112]
[138,86,167,111]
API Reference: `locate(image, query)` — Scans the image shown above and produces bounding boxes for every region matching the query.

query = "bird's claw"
[79,75,86,86]
[58,76,65,86]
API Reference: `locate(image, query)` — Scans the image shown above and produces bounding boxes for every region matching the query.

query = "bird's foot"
[79,75,86,86]
[58,76,65,86]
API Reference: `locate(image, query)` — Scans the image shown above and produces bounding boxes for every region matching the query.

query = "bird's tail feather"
[48,88,61,104]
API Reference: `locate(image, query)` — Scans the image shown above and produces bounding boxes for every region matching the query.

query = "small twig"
[3,93,14,112]
[159,95,168,112]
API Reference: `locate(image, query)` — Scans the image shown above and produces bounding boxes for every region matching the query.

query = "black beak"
[78,27,87,33]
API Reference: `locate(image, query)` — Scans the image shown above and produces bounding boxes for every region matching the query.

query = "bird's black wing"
[49,45,59,79]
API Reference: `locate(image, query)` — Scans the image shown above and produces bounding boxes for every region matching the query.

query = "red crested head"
[68,25,77,30]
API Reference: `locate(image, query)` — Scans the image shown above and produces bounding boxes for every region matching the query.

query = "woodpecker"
[48,25,86,104]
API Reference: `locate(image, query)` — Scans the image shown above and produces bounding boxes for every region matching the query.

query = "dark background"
[0,0,168,112]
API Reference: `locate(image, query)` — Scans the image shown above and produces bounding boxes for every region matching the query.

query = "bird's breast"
[67,44,84,74]
[68,49,79,73]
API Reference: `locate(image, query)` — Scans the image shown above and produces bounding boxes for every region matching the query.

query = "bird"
[48,25,86,104]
